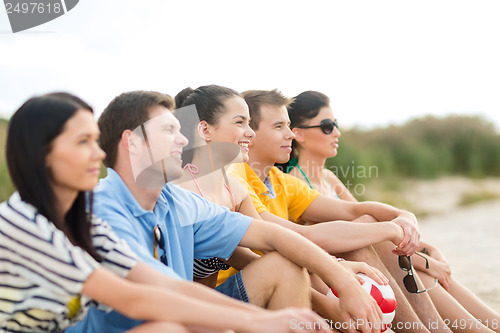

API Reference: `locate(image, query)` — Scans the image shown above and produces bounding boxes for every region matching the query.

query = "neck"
[246,155,274,181]
[52,186,78,224]
[296,150,327,185]
[115,163,162,211]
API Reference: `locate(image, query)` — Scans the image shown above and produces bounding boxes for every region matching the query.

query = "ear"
[122,129,141,155]
[198,120,213,142]
[292,127,305,143]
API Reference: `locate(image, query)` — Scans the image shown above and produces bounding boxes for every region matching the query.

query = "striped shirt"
[0,192,139,333]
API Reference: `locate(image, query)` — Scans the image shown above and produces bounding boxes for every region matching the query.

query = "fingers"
[342,261,389,286]
[359,264,388,286]
[397,224,420,255]
[393,216,421,255]
[340,295,383,333]
[349,306,383,333]
[365,266,389,286]
[289,308,332,333]
[440,277,451,292]
[341,312,356,333]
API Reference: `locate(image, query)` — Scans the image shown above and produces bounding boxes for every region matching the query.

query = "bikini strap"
[224,184,237,211]
[296,163,314,189]
[183,163,206,197]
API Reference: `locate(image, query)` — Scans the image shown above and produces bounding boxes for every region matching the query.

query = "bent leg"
[419,272,496,333]
[445,279,500,333]
[241,251,311,310]
[374,241,454,333]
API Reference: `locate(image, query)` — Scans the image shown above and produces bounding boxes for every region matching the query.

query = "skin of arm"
[239,220,385,333]
[231,180,399,282]
[305,169,420,255]
[322,169,357,202]
[300,195,420,255]
[83,264,332,333]
[233,178,405,257]
[82,266,256,331]
[260,210,404,254]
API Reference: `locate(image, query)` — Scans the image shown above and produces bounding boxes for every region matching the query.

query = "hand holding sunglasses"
[399,253,438,294]
[297,118,339,135]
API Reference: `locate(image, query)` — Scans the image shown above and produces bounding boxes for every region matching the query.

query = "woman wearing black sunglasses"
[284,90,500,333]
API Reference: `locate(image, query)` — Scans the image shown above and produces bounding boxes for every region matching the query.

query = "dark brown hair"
[241,89,291,130]
[98,91,174,168]
[7,92,102,261]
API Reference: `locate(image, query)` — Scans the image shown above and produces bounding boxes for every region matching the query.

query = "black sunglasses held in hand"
[153,224,168,265]
[297,118,339,135]
[399,253,438,294]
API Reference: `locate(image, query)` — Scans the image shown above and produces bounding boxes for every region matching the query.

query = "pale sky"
[1,0,500,130]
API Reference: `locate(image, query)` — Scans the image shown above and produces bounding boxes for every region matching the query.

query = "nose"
[176,132,189,147]
[93,141,106,161]
[332,126,341,138]
[285,126,295,140]
[245,124,255,139]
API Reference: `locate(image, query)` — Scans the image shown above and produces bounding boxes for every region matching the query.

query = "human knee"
[260,252,309,280]
[355,214,378,223]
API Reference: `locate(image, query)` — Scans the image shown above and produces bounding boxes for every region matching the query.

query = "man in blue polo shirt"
[70,91,385,333]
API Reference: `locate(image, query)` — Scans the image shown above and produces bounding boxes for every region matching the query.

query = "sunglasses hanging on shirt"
[153,224,168,265]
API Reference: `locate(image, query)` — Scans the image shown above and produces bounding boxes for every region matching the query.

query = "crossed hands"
[391,212,420,256]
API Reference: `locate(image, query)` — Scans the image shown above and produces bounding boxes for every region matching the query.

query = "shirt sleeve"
[283,172,321,221]
[0,205,99,298]
[90,216,140,278]
[181,191,252,260]
[94,207,182,280]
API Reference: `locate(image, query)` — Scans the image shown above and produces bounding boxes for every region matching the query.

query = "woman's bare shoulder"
[322,167,339,181]
[227,174,249,204]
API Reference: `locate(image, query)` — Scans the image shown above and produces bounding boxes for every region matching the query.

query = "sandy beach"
[419,199,500,313]
[394,177,500,313]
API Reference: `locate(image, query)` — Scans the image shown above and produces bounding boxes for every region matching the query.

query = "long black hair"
[6,92,102,261]
[276,90,330,173]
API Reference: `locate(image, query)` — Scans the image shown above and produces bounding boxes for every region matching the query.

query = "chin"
[276,154,291,164]
[80,184,97,192]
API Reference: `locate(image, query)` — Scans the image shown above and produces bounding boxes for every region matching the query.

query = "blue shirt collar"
[263,175,277,199]
[100,168,169,218]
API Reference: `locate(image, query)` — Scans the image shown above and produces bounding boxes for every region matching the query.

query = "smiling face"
[207,96,255,162]
[249,104,295,165]
[293,106,341,158]
[133,105,189,185]
[45,109,106,198]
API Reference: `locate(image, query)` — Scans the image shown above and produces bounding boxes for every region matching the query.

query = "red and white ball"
[327,273,397,332]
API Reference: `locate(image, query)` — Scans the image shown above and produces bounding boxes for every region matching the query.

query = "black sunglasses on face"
[398,253,438,294]
[153,224,168,265]
[297,118,339,135]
